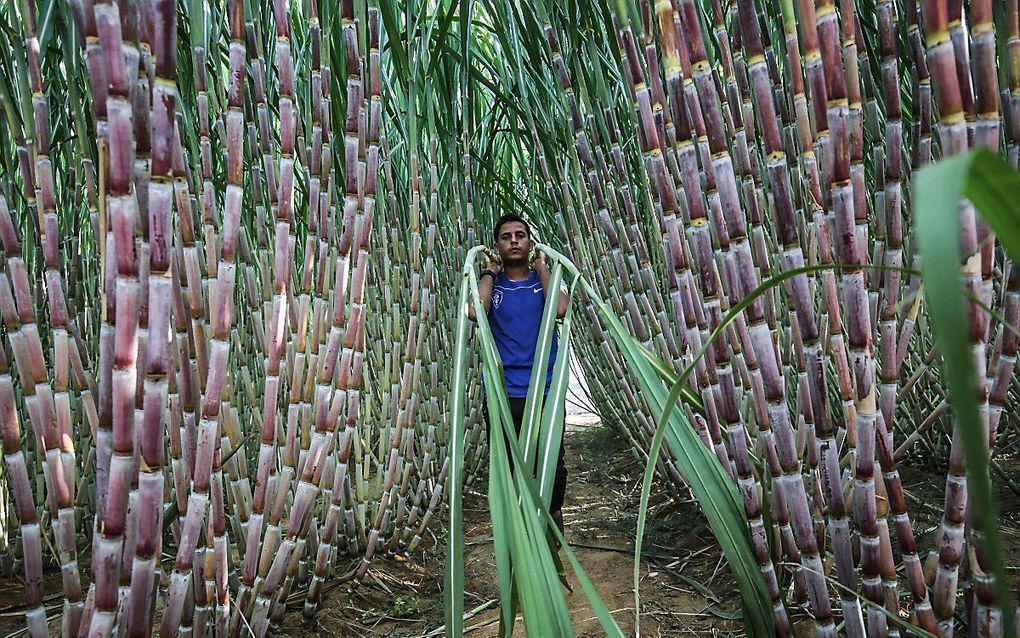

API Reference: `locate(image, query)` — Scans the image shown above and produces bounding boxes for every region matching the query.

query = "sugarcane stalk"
[0,200,47,638]
[917,3,985,636]
[123,0,173,634]
[401,140,447,554]
[960,2,1004,634]
[159,1,245,635]
[15,1,88,632]
[348,3,384,589]
[868,12,937,620]
[83,1,143,634]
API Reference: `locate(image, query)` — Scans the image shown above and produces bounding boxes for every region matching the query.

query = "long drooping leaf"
[537,284,576,509]
[446,246,630,637]
[913,148,1020,638]
[445,246,487,637]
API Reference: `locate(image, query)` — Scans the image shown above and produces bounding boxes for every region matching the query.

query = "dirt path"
[285,419,744,637]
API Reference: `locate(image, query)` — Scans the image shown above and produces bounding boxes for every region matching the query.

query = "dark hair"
[493,213,531,242]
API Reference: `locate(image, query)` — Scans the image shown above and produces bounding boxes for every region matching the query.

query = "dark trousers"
[486,396,568,516]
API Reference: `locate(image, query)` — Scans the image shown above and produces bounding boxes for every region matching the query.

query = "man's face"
[495,221,532,264]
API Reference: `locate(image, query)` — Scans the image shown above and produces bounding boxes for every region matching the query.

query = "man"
[470,213,569,533]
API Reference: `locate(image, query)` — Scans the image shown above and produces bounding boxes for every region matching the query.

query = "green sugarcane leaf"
[377,0,410,91]
[707,607,743,620]
[537,289,575,509]
[673,573,721,603]
[452,248,627,637]
[425,0,461,78]
[960,149,1020,261]
[604,304,772,638]
[37,0,57,59]
[487,404,516,637]
[521,261,563,466]
[486,382,527,637]
[492,373,627,638]
[914,148,1018,638]
[479,303,573,637]
[488,428,517,620]
[445,246,486,638]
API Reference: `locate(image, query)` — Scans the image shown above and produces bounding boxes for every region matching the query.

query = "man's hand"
[484,246,503,274]
[531,249,549,275]
[532,249,568,319]
[470,247,501,322]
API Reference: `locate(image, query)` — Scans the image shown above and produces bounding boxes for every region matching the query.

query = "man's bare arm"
[468,250,501,321]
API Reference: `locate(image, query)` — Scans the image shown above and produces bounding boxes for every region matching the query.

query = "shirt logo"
[493,290,503,308]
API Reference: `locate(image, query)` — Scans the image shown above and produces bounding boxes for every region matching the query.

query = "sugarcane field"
[3,0,1020,635]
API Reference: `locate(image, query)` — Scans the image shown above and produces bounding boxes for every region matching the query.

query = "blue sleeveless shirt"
[488,271,557,397]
